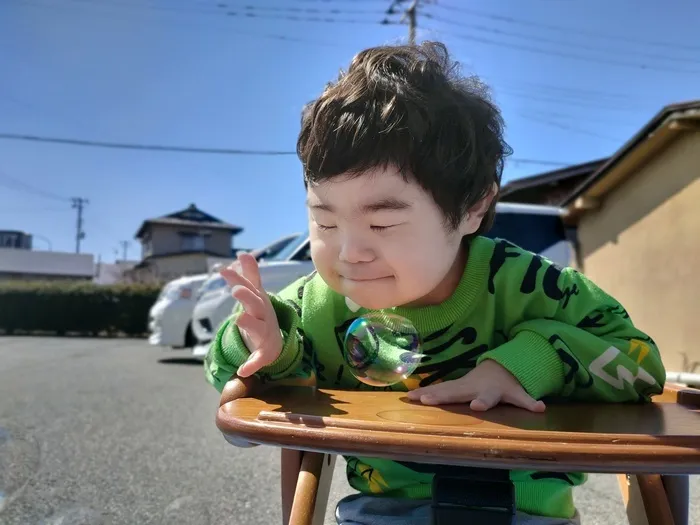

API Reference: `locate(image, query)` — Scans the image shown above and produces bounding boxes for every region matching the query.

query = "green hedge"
[0,281,163,337]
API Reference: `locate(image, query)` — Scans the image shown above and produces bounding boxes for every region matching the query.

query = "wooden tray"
[217,386,700,475]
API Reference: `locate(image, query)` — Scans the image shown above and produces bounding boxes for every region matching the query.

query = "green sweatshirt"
[205,236,666,519]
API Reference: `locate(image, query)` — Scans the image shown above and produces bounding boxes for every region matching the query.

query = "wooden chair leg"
[617,474,676,525]
[313,454,337,525]
[281,449,303,525]
[284,451,336,525]
[661,476,689,525]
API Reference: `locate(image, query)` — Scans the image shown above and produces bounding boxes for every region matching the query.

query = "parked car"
[148,232,305,355]
[251,232,301,261]
[489,202,575,265]
[191,232,314,359]
[191,202,577,360]
[147,273,209,349]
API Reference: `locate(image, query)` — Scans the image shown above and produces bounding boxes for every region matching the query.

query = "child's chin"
[345,294,399,311]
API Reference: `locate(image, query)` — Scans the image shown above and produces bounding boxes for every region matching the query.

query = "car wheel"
[184,323,197,348]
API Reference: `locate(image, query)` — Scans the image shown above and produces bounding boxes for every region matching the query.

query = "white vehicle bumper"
[148,301,195,348]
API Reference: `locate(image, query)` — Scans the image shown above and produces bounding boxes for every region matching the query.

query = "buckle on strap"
[431,467,516,525]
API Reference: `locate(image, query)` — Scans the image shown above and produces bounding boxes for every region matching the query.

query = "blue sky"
[1,0,698,261]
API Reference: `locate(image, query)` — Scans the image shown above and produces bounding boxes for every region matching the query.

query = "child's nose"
[338,235,375,263]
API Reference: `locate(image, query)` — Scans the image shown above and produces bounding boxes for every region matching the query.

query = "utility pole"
[119,240,130,261]
[405,0,419,45]
[71,197,88,254]
[384,0,422,45]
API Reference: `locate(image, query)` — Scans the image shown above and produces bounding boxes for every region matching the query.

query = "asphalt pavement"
[0,337,697,525]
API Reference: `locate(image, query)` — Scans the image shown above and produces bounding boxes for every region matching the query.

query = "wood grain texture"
[216,384,700,475]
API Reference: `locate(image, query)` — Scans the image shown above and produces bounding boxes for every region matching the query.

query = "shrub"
[0,281,162,337]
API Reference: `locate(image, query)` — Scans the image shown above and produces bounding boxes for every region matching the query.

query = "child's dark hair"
[297,41,511,236]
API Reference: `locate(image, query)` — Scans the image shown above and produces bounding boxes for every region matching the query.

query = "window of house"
[180,232,206,252]
[141,232,153,258]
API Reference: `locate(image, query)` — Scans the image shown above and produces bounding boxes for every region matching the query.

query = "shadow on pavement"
[158,357,203,366]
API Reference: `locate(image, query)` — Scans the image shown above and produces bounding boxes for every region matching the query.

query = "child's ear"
[459,183,498,236]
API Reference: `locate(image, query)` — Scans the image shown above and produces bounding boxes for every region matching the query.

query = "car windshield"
[487,207,567,254]
[266,231,309,261]
[198,275,227,295]
[157,282,177,301]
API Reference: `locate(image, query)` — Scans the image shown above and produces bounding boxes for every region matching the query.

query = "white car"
[148,233,303,354]
[148,273,209,349]
[191,233,314,358]
[191,203,577,359]
[489,202,575,266]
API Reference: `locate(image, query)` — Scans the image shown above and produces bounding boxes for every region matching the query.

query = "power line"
[490,88,648,114]
[425,12,700,67]
[519,113,624,143]
[0,133,297,155]
[33,0,383,25]
[432,2,700,53]
[0,169,69,202]
[432,26,699,75]
[227,4,385,15]
[19,1,347,47]
[224,9,378,25]
[0,131,568,166]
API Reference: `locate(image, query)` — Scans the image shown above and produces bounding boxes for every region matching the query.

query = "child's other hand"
[220,253,282,378]
[406,360,546,413]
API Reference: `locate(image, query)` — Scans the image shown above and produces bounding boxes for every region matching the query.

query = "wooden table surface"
[217,386,700,474]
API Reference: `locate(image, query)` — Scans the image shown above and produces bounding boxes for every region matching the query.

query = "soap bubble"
[343,313,423,387]
[0,424,40,513]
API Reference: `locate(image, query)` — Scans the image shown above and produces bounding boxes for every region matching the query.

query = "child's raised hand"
[407,359,546,413]
[220,253,282,378]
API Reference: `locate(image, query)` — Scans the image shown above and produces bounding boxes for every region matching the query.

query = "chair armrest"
[219,375,263,448]
[219,375,263,407]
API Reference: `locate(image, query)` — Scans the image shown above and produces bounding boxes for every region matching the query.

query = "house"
[128,204,243,283]
[499,158,608,206]
[561,100,700,372]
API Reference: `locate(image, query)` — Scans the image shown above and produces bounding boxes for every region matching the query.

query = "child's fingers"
[238,252,264,291]
[220,266,256,291]
[231,285,266,319]
[236,350,263,378]
[234,312,267,339]
[408,381,473,405]
[237,349,275,378]
[504,388,546,413]
[470,389,501,412]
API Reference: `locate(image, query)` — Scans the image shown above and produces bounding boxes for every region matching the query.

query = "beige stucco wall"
[146,224,232,258]
[576,132,700,372]
[149,253,210,282]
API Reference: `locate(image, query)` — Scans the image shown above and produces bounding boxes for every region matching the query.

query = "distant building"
[93,259,139,285]
[0,230,33,250]
[499,158,608,207]
[128,203,243,282]
[0,247,94,281]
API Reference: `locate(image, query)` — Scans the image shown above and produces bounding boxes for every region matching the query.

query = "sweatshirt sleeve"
[477,247,666,403]
[204,274,312,393]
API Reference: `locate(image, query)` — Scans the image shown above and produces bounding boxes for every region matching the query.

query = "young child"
[205,41,665,525]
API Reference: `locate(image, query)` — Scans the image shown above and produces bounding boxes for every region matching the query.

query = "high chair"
[216,376,700,525]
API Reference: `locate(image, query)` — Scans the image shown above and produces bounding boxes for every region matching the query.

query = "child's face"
[306,166,487,310]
